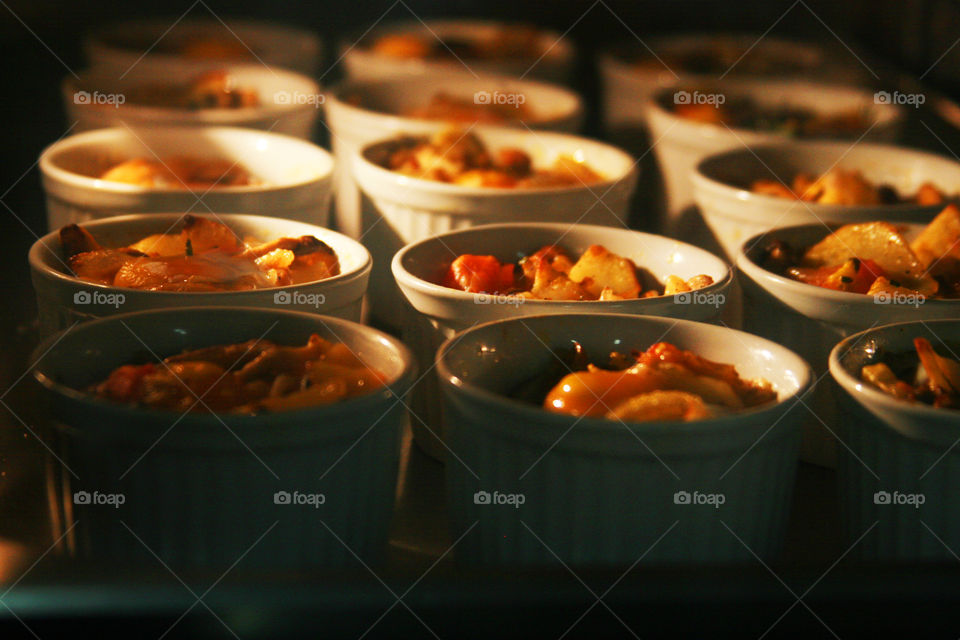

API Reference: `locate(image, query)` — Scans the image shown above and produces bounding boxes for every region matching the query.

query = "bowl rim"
[354,128,636,198]
[828,318,960,421]
[392,221,732,305]
[31,306,415,424]
[692,140,960,215]
[646,78,904,139]
[39,125,335,195]
[436,311,813,436]
[63,65,321,121]
[736,222,960,307]
[325,72,584,130]
[28,212,372,296]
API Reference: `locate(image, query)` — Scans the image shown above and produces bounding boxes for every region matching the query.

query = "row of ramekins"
[33,306,960,568]
[61,59,912,230]
[29,213,960,565]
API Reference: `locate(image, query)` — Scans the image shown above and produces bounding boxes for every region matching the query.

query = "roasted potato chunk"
[803,222,937,294]
[567,245,641,298]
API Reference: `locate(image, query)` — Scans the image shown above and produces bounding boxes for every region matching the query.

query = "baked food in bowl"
[29,213,371,337]
[325,71,583,238]
[737,214,960,466]
[34,306,414,568]
[63,65,322,139]
[354,125,637,330]
[393,222,731,459]
[693,141,960,260]
[437,313,811,565]
[830,319,960,561]
[39,126,334,229]
[646,79,903,233]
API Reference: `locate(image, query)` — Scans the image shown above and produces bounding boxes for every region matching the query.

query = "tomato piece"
[99,363,155,403]
[789,258,886,294]
[443,255,513,293]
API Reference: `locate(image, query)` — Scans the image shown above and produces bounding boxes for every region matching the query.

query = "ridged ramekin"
[34,307,415,569]
[29,213,371,338]
[393,222,731,460]
[39,126,334,230]
[599,34,833,141]
[325,72,584,239]
[737,223,960,467]
[693,141,960,261]
[63,65,322,139]
[830,319,960,561]
[354,126,637,329]
[646,79,904,233]
[437,313,811,566]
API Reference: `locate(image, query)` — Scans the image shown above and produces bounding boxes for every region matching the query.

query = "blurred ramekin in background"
[39,126,334,230]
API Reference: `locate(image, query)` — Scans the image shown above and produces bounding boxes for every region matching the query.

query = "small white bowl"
[693,141,960,261]
[29,213,371,338]
[325,72,584,238]
[646,79,904,229]
[737,223,960,467]
[354,126,637,328]
[438,313,811,565]
[84,18,322,77]
[39,126,335,230]
[830,319,960,561]
[340,19,575,85]
[393,222,732,460]
[35,306,414,569]
[64,65,323,139]
[599,34,832,140]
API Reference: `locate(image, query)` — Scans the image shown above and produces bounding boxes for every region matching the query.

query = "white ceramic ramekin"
[39,126,335,231]
[693,141,960,261]
[437,313,811,566]
[830,319,960,561]
[34,307,414,569]
[354,126,637,329]
[63,65,323,139]
[29,213,371,338]
[646,80,904,231]
[393,222,732,460]
[340,19,575,85]
[84,18,323,77]
[325,72,584,239]
[599,34,831,143]
[737,223,960,467]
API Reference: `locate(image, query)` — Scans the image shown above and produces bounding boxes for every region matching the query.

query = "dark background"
[2,2,960,636]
